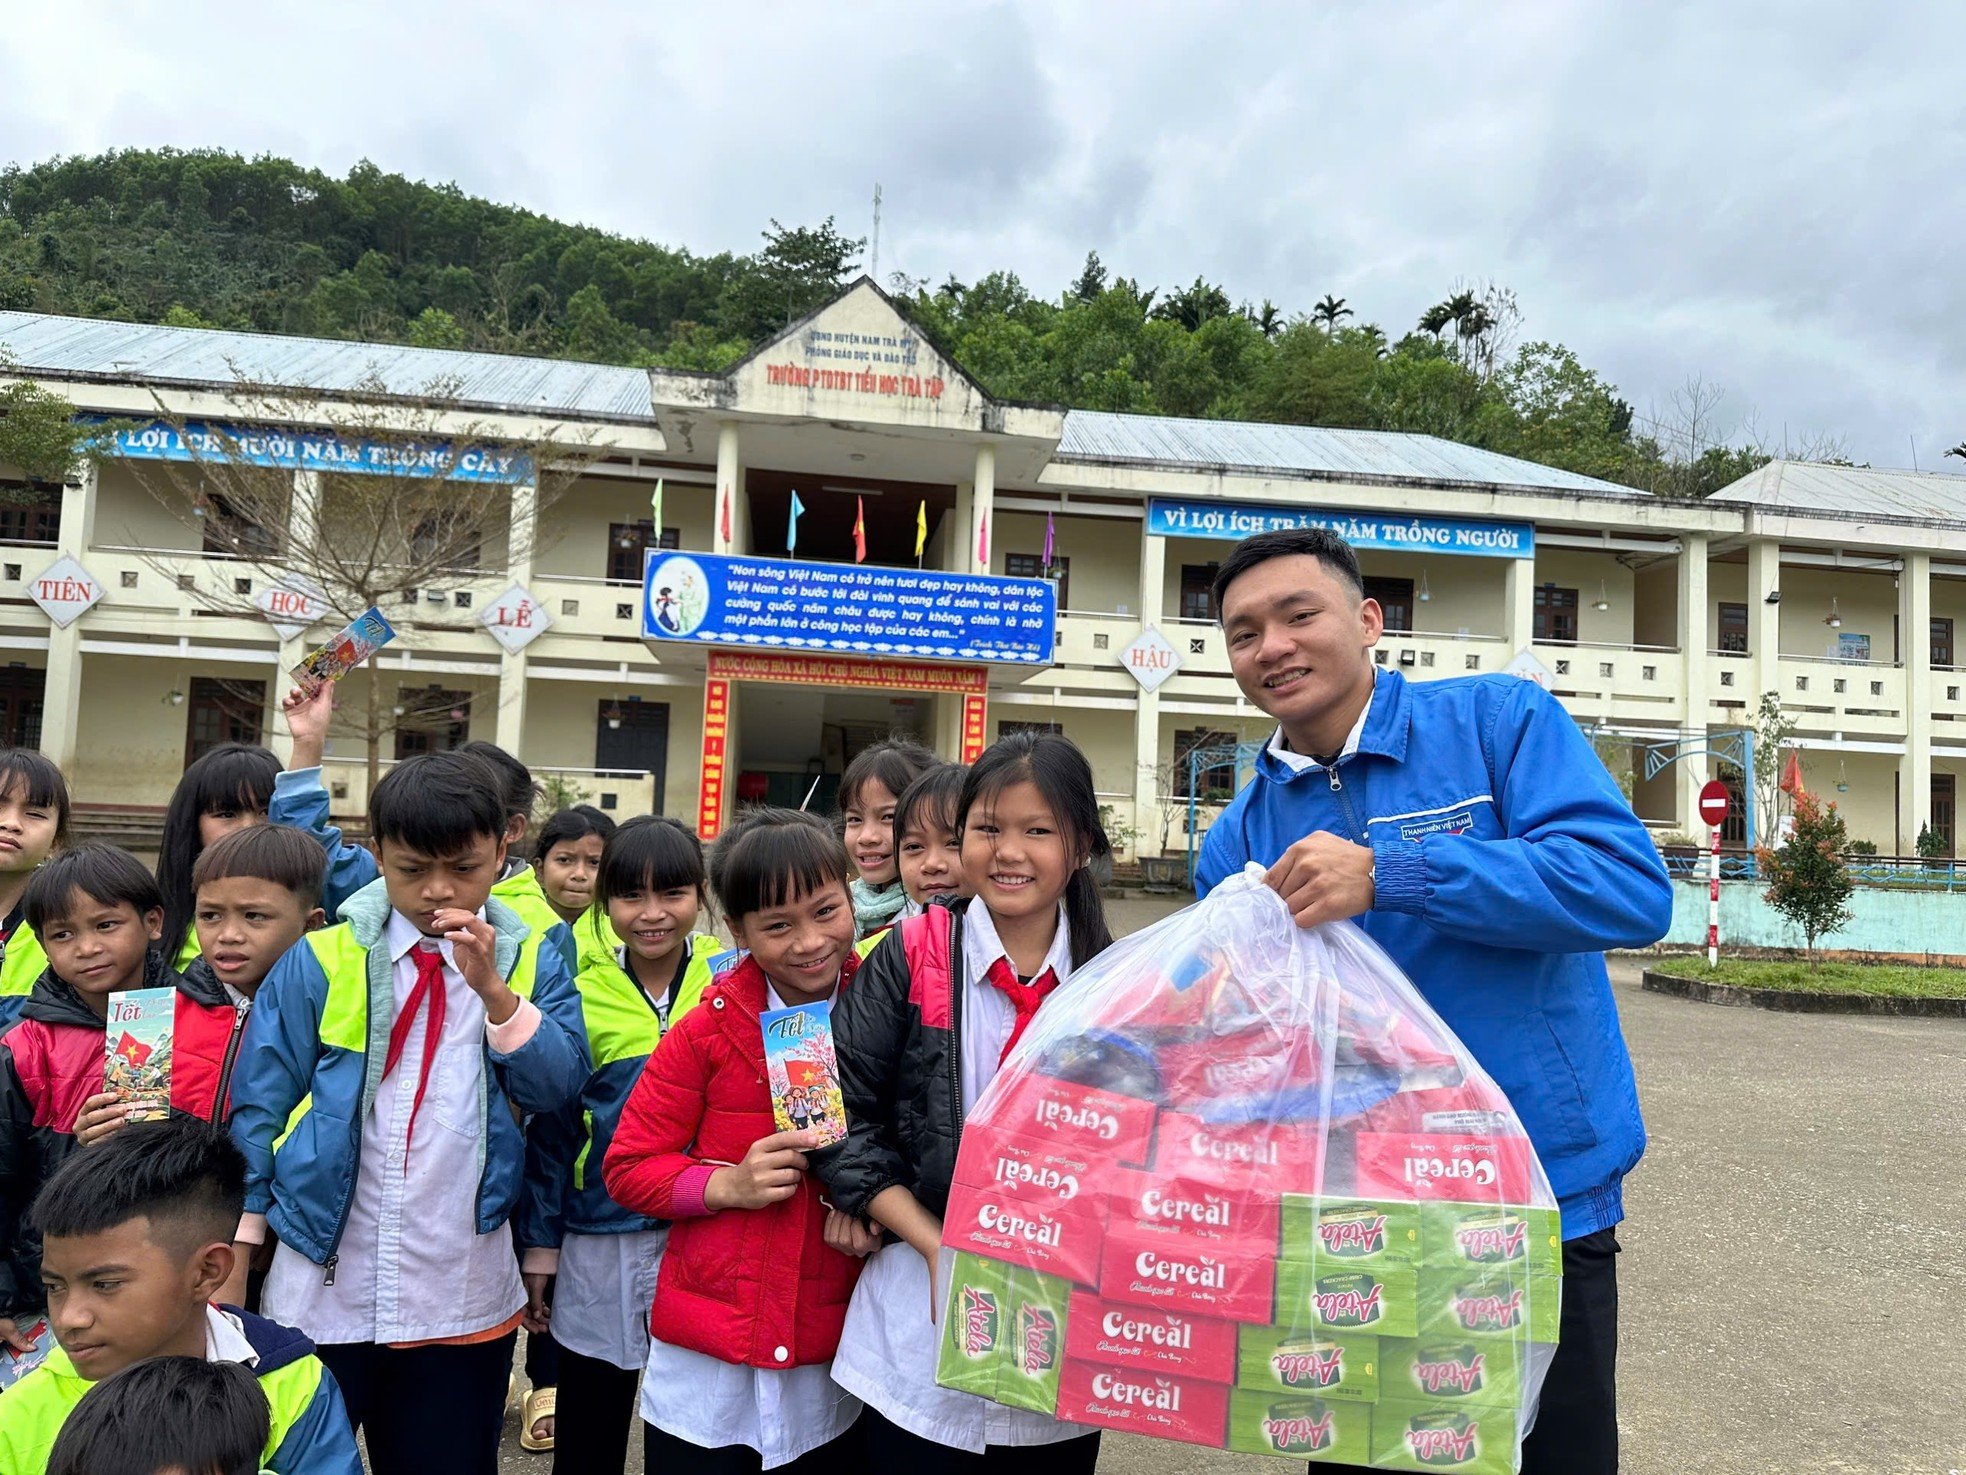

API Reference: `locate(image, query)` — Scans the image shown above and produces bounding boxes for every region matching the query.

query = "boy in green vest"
[0,1117,359,1475]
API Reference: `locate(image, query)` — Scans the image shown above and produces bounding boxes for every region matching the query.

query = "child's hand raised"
[705,1129,822,1211]
[433,910,520,1025]
[280,682,335,767]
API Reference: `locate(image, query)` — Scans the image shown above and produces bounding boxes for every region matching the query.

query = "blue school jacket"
[1197,668,1673,1239]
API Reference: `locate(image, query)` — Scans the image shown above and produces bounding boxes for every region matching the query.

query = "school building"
[2,280,1963,858]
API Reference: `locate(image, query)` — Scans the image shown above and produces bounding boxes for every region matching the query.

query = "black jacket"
[817,901,969,1221]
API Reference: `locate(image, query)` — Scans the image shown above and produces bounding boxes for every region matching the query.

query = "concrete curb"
[1640,969,1966,1019]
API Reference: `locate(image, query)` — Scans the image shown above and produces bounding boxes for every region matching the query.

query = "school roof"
[1707,458,1966,527]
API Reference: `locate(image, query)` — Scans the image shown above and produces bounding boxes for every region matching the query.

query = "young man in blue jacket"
[229,750,589,1475]
[1196,527,1672,1475]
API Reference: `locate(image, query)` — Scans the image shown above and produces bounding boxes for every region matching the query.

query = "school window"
[1717,602,1749,654]
[1533,585,1579,644]
[0,488,60,545]
[410,511,482,570]
[200,493,278,558]
[1174,728,1236,799]
[1179,564,1220,622]
[1933,617,1955,669]
[608,521,681,583]
[184,678,266,764]
[1005,552,1070,609]
[393,686,472,759]
[0,667,46,749]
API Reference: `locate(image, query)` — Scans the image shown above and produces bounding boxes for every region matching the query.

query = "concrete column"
[950,482,972,573]
[968,444,996,574]
[1676,533,1711,829]
[494,483,538,754]
[1132,526,1168,852]
[1503,554,1535,655]
[39,462,99,771]
[275,469,324,719]
[1900,550,1933,853]
[1748,538,1782,708]
[713,422,742,555]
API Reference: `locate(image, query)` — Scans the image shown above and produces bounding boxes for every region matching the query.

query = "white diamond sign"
[255,577,326,640]
[1503,647,1554,689]
[1118,625,1181,692]
[26,556,104,629]
[480,583,551,653]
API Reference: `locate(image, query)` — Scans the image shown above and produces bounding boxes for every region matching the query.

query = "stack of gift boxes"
[938,1069,1562,1472]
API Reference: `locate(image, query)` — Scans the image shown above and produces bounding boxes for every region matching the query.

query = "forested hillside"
[0,148,1799,495]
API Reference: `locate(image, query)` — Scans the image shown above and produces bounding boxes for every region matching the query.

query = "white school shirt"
[554,1227,666,1371]
[830,902,1094,1452]
[637,981,863,1467]
[1265,687,1374,775]
[262,910,539,1346]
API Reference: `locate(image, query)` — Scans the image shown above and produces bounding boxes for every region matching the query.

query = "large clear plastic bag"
[937,865,1561,1472]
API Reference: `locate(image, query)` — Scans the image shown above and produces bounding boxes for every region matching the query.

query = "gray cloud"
[6,0,1962,464]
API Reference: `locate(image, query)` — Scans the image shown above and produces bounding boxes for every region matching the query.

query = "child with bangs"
[156,744,282,971]
[818,732,1114,1471]
[534,805,620,967]
[605,808,875,1472]
[0,749,69,1030]
[892,763,972,921]
[837,739,936,940]
[519,816,720,1475]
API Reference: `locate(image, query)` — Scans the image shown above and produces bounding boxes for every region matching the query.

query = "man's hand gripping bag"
[938,865,1563,1471]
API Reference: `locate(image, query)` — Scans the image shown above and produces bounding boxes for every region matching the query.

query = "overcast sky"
[7,1,1961,468]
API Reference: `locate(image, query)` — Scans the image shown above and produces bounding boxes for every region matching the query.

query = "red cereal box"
[1054,1361,1231,1446]
[1353,1132,1534,1204]
[944,1177,1105,1286]
[1097,1227,1277,1324]
[983,1072,1156,1167]
[1154,1110,1324,1191]
[964,1127,1101,1214]
[1063,1292,1239,1382]
[1110,1169,1281,1246]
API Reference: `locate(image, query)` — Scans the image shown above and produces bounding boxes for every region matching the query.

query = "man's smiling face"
[1219,553,1382,752]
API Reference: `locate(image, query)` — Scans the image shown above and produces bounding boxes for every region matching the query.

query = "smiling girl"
[817,732,1113,1469]
[0,749,70,1030]
[836,739,935,940]
[520,816,720,1475]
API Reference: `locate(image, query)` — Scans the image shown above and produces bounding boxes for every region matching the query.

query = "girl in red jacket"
[603,808,876,1474]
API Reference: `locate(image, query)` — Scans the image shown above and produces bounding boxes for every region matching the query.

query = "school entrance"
[696,652,989,838]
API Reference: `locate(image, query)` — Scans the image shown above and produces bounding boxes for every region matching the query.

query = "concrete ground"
[497,900,1966,1473]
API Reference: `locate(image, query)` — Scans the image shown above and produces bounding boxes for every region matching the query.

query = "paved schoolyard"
[501,900,1966,1473]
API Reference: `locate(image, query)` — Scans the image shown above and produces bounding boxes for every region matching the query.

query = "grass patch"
[1650,956,1966,1000]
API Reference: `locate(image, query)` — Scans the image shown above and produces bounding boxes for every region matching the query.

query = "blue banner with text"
[89,418,535,484]
[1147,497,1533,558]
[642,553,1056,665]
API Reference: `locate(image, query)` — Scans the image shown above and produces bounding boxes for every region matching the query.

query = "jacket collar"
[176,955,230,1007]
[1254,666,1411,784]
[338,877,529,979]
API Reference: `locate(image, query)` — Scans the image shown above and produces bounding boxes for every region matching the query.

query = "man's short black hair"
[709,807,853,923]
[25,844,164,933]
[191,822,327,911]
[31,1116,245,1258]
[1210,527,1366,617]
[369,750,508,856]
[49,1357,268,1475]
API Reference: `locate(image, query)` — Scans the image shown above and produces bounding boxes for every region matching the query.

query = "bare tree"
[120,370,602,789]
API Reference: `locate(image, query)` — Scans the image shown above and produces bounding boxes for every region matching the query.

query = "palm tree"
[1418,301,1454,339]
[1247,299,1284,338]
[1311,294,1353,333]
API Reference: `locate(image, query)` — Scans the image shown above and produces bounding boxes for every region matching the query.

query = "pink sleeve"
[484,996,541,1054]
[666,1163,721,1218]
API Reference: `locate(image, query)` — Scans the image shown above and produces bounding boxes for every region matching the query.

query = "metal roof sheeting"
[1056,410,1642,497]
[1709,460,1966,524]
[0,311,656,423]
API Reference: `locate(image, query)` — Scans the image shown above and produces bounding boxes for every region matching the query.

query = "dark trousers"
[317,1332,517,1475]
[1315,1227,1621,1475]
[551,1346,640,1475]
[854,1407,1101,1473]
[643,1418,859,1474]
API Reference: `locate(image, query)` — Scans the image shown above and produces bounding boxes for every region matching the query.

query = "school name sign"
[1147,498,1534,559]
[91,418,535,484]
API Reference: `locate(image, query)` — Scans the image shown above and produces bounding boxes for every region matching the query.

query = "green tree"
[0,358,101,498]
[718,217,863,339]
[1310,294,1352,333]
[1758,791,1855,958]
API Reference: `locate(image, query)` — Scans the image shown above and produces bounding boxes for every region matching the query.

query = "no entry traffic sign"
[1698,779,1731,828]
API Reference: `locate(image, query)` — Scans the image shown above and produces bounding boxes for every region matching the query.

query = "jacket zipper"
[1327,762,1366,844]
[211,1002,249,1122]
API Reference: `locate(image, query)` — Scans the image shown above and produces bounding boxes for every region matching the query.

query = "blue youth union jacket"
[1197,667,1672,1239]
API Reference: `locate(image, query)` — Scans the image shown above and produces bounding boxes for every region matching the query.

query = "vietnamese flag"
[115,1032,152,1067]
[853,496,867,563]
[787,1059,826,1090]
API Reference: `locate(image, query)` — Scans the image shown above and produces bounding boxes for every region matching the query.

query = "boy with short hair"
[0,846,181,1353]
[48,1357,270,1475]
[0,1117,360,1475]
[229,750,589,1475]
[71,824,329,1150]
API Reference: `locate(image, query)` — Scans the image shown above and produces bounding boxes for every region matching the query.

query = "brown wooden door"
[1933,617,1955,669]
[0,667,45,750]
[1932,774,1956,855]
[1718,602,1749,653]
[185,678,267,765]
[1363,577,1415,633]
[1533,585,1579,643]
